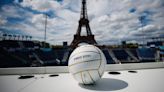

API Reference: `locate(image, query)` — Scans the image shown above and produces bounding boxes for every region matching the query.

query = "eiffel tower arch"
[70,0,97,48]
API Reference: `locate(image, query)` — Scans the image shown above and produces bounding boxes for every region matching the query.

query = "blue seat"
[102,49,115,64]
[129,49,139,59]
[112,49,129,61]
[137,48,156,62]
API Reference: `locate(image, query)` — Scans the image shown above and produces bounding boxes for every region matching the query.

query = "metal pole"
[44,14,47,47]
[140,16,145,46]
[44,14,47,42]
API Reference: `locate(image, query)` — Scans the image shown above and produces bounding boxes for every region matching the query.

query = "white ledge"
[0,62,164,75]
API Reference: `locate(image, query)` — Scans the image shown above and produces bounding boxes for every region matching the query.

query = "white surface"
[68,45,106,84]
[0,62,164,75]
[0,68,164,92]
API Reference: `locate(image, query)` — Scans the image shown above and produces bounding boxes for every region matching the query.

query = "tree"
[29,36,32,40]
[22,35,24,40]
[8,34,12,40]
[13,35,16,40]
[17,35,20,40]
[25,35,28,40]
[3,34,7,40]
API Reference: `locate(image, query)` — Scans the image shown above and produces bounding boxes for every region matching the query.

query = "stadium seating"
[0,40,20,48]
[0,39,161,67]
[21,41,35,48]
[102,49,116,64]
[137,48,156,62]
[112,49,132,63]
[0,48,30,68]
[61,49,73,65]
[129,49,139,59]
[35,48,58,66]
[54,49,65,61]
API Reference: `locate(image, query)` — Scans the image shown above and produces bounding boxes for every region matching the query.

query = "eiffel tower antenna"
[70,0,97,48]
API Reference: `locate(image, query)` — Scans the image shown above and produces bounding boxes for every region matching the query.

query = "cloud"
[88,0,164,44]
[20,0,61,12]
[0,0,163,45]
[0,15,7,25]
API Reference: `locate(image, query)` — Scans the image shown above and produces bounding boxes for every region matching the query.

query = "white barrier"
[0,62,164,75]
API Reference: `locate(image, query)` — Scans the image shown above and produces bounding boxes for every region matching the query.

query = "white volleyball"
[68,45,106,84]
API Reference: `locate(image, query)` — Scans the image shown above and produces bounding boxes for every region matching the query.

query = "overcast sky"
[0,0,164,45]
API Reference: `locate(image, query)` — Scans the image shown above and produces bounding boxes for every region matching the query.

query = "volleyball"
[68,45,106,84]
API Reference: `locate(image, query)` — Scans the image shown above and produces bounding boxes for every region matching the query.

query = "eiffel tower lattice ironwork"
[70,0,97,48]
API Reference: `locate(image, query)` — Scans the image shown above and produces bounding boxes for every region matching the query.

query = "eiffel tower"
[70,0,97,48]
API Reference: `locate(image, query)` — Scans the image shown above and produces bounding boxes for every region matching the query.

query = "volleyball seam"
[73,69,98,75]
[87,70,95,83]
[69,51,100,60]
[68,59,101,67]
